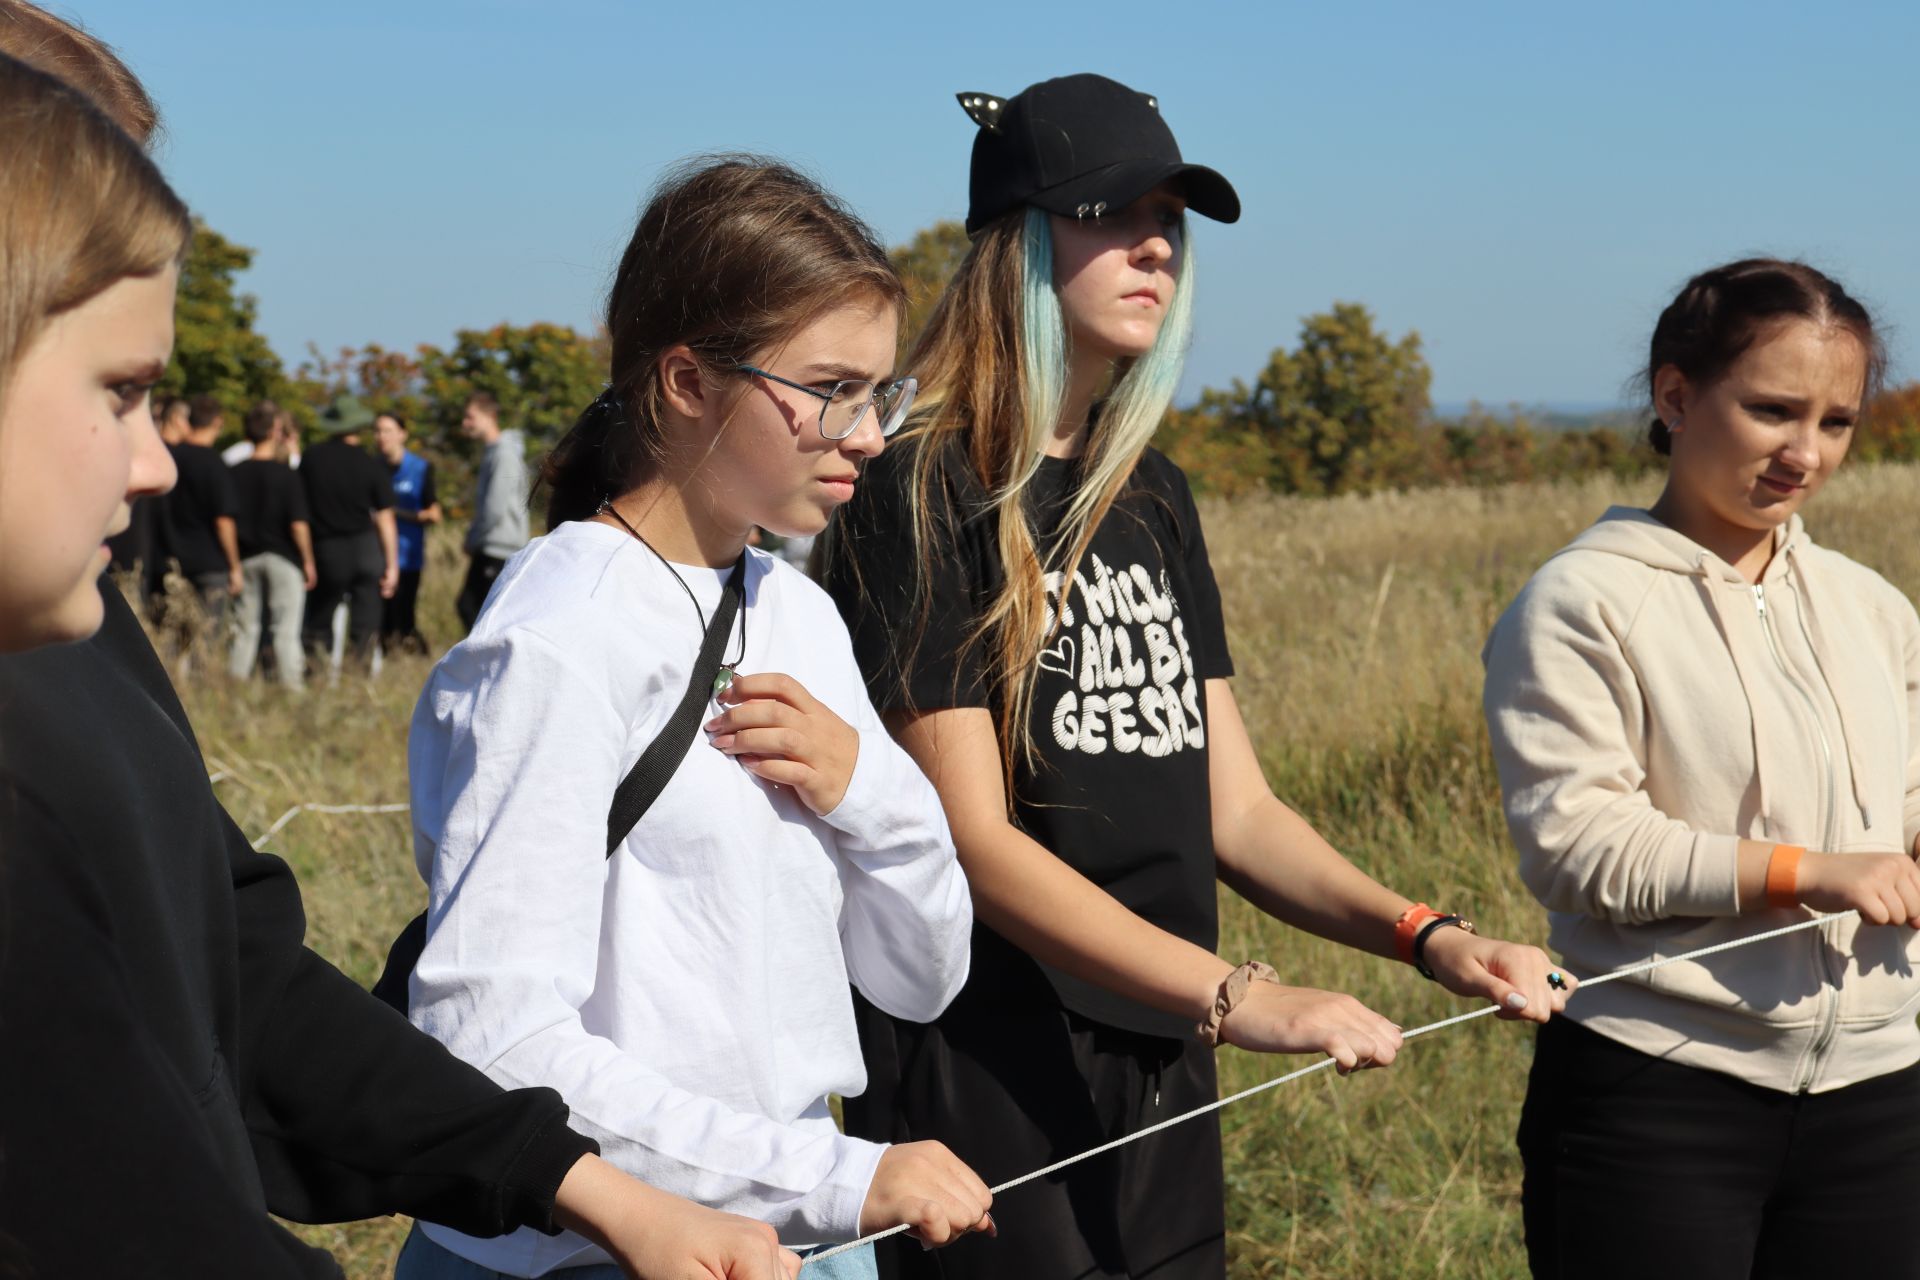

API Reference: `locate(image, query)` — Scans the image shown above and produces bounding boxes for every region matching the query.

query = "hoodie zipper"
[1753,582,1843,1092]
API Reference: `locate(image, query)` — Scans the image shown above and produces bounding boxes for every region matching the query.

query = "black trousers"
[382,569,425,651]
[455,554,504,633]
[846,974,1226,1280]
[304,531,383,660]
[1519,1016,1920,1279]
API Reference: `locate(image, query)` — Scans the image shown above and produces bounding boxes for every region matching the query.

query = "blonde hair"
[830,206,1194,793]
[0,52,189,412]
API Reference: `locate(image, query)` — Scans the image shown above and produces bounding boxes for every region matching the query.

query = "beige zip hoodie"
[1484,506,1920,1093]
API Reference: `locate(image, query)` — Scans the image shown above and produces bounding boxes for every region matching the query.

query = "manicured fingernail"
[1505,992,1528,1009]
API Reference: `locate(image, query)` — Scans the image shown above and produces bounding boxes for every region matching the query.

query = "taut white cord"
[801,911,1849,1266]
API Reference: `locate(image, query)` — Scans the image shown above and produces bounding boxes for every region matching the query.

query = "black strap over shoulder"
[605,552,746,855]
[372,550,749,1015]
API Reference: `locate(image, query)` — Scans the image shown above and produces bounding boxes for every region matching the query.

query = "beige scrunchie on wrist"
[1195,960,1280,1047]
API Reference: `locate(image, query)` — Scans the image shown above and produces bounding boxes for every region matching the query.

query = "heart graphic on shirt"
[1037,634,1075,679]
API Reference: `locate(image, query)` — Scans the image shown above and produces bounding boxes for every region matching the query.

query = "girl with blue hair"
[820,73,1570,1278]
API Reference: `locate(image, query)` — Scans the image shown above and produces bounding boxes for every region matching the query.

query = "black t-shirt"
[231,459,310,565]
[826,440,1233,1038]
[300,437,395,539]
[163,442,237,577]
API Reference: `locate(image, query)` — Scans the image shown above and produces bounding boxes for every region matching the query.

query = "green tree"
[889,220,971,349]
[294,342,430,427]
[416,322,606,456]
[160,221,292,427]
[1174,304,1432,496]
[1259,303,1432,494]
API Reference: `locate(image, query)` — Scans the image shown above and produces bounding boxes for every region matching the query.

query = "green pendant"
[713,667,735,696]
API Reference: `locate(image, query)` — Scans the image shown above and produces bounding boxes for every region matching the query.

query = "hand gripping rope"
[232,791,1853,1271]
[800,910,1855,1267]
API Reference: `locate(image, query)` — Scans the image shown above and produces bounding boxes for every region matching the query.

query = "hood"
[1559,505,1807,582]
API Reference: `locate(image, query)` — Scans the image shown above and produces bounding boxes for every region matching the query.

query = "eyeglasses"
[737,364,919,441]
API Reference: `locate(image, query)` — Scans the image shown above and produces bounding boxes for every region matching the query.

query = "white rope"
[801,910,1851,1266]
[234,795,1851,1266]
[250,801,410,850]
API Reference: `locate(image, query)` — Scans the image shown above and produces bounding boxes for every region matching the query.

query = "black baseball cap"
[959,73,1241,236]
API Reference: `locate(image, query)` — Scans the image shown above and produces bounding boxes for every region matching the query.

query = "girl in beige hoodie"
[1485,259,1920,1280]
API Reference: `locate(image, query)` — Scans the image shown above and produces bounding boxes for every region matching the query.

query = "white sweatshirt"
[406,521,972,1275]
[1484,508,1920,1095]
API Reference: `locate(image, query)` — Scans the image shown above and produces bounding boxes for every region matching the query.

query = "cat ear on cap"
[956,91,1006,133]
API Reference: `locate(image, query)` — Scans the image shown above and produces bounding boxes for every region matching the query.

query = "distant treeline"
[1150,301,1920,498]
[169,219,1920,504]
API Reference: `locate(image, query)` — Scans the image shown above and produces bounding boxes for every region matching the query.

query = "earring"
[1669,416,1684,434]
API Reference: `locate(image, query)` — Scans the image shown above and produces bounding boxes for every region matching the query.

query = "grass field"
[164,462,1920,1278]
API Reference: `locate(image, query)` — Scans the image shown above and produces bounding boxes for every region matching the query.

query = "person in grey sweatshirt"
[457,391,530,631]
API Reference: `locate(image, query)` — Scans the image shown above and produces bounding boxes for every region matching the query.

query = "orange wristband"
[1393,903,1443,965]
[1765,844,1805,909]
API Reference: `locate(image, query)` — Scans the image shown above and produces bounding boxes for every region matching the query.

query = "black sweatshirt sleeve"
[0,793,336,1280]
[222,817,597,1235]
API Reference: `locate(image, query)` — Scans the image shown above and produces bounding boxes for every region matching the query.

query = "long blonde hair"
[0,52,189,410]
[834,205,1194,793]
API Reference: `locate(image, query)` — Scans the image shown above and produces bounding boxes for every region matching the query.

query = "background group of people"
[108,387,533,686]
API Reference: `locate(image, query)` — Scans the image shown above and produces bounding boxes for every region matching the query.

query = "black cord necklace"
[597,499,747,691]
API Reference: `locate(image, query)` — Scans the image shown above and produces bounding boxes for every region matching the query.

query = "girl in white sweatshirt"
[1484,258,1920,1280]
[399,158,991,1280]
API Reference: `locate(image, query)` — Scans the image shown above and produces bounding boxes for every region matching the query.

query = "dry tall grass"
[161,463,1920,1278]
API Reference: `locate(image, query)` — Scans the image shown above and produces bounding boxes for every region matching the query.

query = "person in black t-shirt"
[298,394,398,667]
[162,391,242,635]
[822,76,1571,1280]
[228,400,315,687]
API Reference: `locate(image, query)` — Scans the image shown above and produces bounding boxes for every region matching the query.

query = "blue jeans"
[393,1222,877,1279]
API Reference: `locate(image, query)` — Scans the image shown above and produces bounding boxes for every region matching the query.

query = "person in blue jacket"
[376,409,442,653]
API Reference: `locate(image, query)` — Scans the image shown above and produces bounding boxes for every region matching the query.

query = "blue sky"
[63,0,1920,410]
